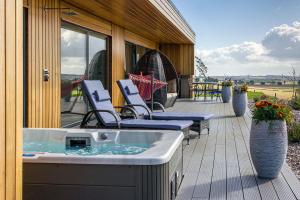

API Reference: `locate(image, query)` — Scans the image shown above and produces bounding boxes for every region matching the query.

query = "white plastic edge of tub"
[22,128,184,166]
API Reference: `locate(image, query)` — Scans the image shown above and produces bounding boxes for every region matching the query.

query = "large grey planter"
[232,92,247,116]
[221,87,231,103]
[250,120,287,179]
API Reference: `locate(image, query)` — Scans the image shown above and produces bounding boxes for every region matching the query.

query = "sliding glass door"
[60,23,108,127]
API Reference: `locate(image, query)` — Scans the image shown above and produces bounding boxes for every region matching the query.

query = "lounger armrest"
[126,104,152,119]
[114,106,138,119]
[146,101,165,112]
[80,109,121,128]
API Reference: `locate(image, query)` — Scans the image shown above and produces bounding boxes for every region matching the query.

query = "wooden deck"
[168,99,300,200]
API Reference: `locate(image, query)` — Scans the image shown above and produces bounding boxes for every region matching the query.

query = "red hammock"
[129,73,167,100]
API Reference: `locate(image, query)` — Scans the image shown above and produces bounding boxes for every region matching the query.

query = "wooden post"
[0,0,23,199]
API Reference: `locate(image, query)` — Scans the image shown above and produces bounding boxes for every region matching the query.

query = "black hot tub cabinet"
[23,129,184,200]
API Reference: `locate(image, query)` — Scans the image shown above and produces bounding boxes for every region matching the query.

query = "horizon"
[172,0,300,76]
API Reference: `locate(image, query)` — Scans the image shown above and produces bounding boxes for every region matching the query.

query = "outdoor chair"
[117,79,214,135]
[208,84,222,101]
[80,80,193,143]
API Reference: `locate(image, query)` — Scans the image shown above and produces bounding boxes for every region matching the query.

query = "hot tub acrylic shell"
[23,128,184,200]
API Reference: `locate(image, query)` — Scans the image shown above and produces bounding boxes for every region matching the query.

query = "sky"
[172,0,300,76]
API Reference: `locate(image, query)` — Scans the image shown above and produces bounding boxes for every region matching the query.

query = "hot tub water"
[24,141,150,155]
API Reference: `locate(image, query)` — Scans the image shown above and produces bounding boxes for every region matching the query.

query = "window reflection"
[61,26,108,127]
[125,42,150,75]
[87,34,107,84]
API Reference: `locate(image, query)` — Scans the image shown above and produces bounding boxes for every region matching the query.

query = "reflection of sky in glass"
[61,28,86,75]
[89,35,106,63]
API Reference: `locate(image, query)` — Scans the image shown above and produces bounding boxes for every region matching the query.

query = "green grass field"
[247,91,264,100]
[71,89,82,97]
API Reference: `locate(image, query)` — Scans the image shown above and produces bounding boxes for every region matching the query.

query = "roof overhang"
[62,0,195,44]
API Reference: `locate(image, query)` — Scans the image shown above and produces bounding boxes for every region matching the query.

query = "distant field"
[248,85,297,100]
[247,91,264,100]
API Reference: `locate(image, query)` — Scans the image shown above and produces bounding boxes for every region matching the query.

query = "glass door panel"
[88,34,107,84]
[60,25,108,127]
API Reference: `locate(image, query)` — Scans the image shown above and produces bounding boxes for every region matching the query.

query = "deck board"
[169,100,300,200]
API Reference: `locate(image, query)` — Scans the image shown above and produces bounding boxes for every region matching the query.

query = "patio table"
[192,82,221,101]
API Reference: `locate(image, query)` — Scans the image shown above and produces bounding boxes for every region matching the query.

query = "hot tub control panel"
[66,137,91,149]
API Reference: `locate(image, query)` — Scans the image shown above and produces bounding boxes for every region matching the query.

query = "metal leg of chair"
[199,121,201,138]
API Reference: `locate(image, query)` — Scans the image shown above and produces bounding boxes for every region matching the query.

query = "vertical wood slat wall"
[25,0,194,128]
[111,24,126,106]
[160,44,195,75]
[0,0,23,199]
[27,0,60,128]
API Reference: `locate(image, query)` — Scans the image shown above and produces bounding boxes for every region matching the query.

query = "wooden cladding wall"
[160,44,195,75]
[0,0,23,199]
[27,0,60,128]
[111,25,126,106]
[25,0,194,129]
[61,1,112,36]
[124,30,158,50]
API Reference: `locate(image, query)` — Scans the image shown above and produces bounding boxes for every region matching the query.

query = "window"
[125,42,150,75]
[61,24,108,127]
[125,42,136,75]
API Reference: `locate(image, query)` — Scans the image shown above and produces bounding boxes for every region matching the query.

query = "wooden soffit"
[62,0,195,44]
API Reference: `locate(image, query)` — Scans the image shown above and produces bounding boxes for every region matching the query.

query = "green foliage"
[252,100,293,124]
[221,79,233,87]
[289,97,300,110]
[247,91,278,103]
[233,84,248,95]
[238,80,245,84]
[247,91,264,101]
[288,123,300,142]
[195,57,207,79]
[71,89,82,97]
[296,88,300,95]
[204,76,218,82]
[194,76,200,82]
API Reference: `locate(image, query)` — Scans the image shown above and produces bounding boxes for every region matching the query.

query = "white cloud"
[200,42,269,64]
[61,57,86,75]
[262,22,300,59]
[61,28,85,47]
[199,21,300,76]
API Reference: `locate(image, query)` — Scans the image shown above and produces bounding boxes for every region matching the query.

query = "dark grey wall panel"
[24,184,136,200]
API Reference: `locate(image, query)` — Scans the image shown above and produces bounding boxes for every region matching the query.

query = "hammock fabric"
[129,73,167,100]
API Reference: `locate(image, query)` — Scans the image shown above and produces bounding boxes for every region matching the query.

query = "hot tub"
[23,128,184,200]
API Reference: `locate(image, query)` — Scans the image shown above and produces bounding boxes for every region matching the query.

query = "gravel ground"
[286,142,300,180]
[293,110,300,122]
[248,102,300,180]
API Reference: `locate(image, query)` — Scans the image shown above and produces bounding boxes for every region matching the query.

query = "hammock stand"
[129,72,167,111]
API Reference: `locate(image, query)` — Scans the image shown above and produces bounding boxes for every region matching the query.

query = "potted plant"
[221,79,233,103]
[232,84,248,116]
[250,101,293,178]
